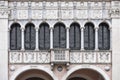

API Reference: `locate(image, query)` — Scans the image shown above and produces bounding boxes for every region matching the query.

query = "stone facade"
[0,0,120,80]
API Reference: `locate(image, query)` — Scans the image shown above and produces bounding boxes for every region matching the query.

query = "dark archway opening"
[15,69,53,80]
[69,77,87,80]
[26,77,44,80]
[67,69,105,80]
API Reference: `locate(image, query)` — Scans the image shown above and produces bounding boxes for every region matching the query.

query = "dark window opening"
[84,23,95,50]
[10,23,21,50]
[69,23,81,50]
[98,23,110,50]
[24,23,36,50]
[53,23,66,48]
[39,23,50,50]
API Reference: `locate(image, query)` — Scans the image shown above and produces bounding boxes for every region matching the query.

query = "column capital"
[8,28,10,31]
[80,27,85,30]
[109,27,112,30]
[95,27,99,30]
[50,27,54,30]
[35,27,39,31]
[66,27,70,29]
[21,27,25,31]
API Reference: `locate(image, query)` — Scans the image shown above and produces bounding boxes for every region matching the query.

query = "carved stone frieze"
[110,8,120,18]
[90,10,102,18]
[46,10,58,19]
[17,10,28,19]
[83,52,97,63]
[70,52,82,63]
[9,51,50,64]
[31,10,42,19]
[0,9,9,18]
[98,52,111,63]
[9,52,22,63]
[61,9,73,19]
[9,51,111,64]
[70,51,111,63]
[9,1,112,20]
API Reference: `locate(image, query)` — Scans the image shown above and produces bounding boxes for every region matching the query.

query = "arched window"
[98,23,110,50]
[39,23,50,50]
[24,23,35,50]
[84,23,95,50]
[53,23,66,48]
[10,23,21,50]
[69,23,81,50]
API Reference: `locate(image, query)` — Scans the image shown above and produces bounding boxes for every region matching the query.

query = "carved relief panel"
[46,10,58,19]
[61,9,73,19]
[31,10,42,19]
[17,10,28,19]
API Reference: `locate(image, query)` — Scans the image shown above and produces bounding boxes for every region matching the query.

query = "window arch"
[53,22,66,48]
[38,23,50,50]
[24,23,36,50]
[10,23,21,50]
[98,23,110,50]
[69,22,81,50]
[84,23,95,50]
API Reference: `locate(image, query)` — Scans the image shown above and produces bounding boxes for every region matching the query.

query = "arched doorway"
[15,69,53,80]
[69,77,87,80]
[67,69,105,80]
[26,77,44,80]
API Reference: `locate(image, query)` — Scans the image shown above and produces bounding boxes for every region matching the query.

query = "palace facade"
[0,0,120,80]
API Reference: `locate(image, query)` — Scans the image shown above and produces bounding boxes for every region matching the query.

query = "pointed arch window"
[84,23,95,50]
[24,23,36,50]
[38,23,50,50]
[98,23,110,50]
[69,23,81,50]
[53,23,66,48]
[10,23,21,50]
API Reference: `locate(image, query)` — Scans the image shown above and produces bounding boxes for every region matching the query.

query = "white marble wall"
[111,1,120,80]
[0,1,8,80]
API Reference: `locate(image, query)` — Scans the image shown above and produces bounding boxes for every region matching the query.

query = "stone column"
[81,27,84,50]
[66,27,69,49]
[109,27,112,50]
[50,27,53,49]
[8,28,10,51]
[35,28,39,50]
[21,28,25,50]
[95,27,98,50]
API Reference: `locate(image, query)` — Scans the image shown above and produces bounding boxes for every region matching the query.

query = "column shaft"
[21,28,24,50]
[81,28,84,50]
[50,28,53,49]
[66,28,69,49]
[36,28,39,50]
[95,28,98,50]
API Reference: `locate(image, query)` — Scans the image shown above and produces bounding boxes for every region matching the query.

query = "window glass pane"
[84,23,95,50]
[98,23,110,50]
[39,23,50,50]
[10,23,21,50]
[25,23,35,50]
[53,23,66,48]
[69,23,81,50]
